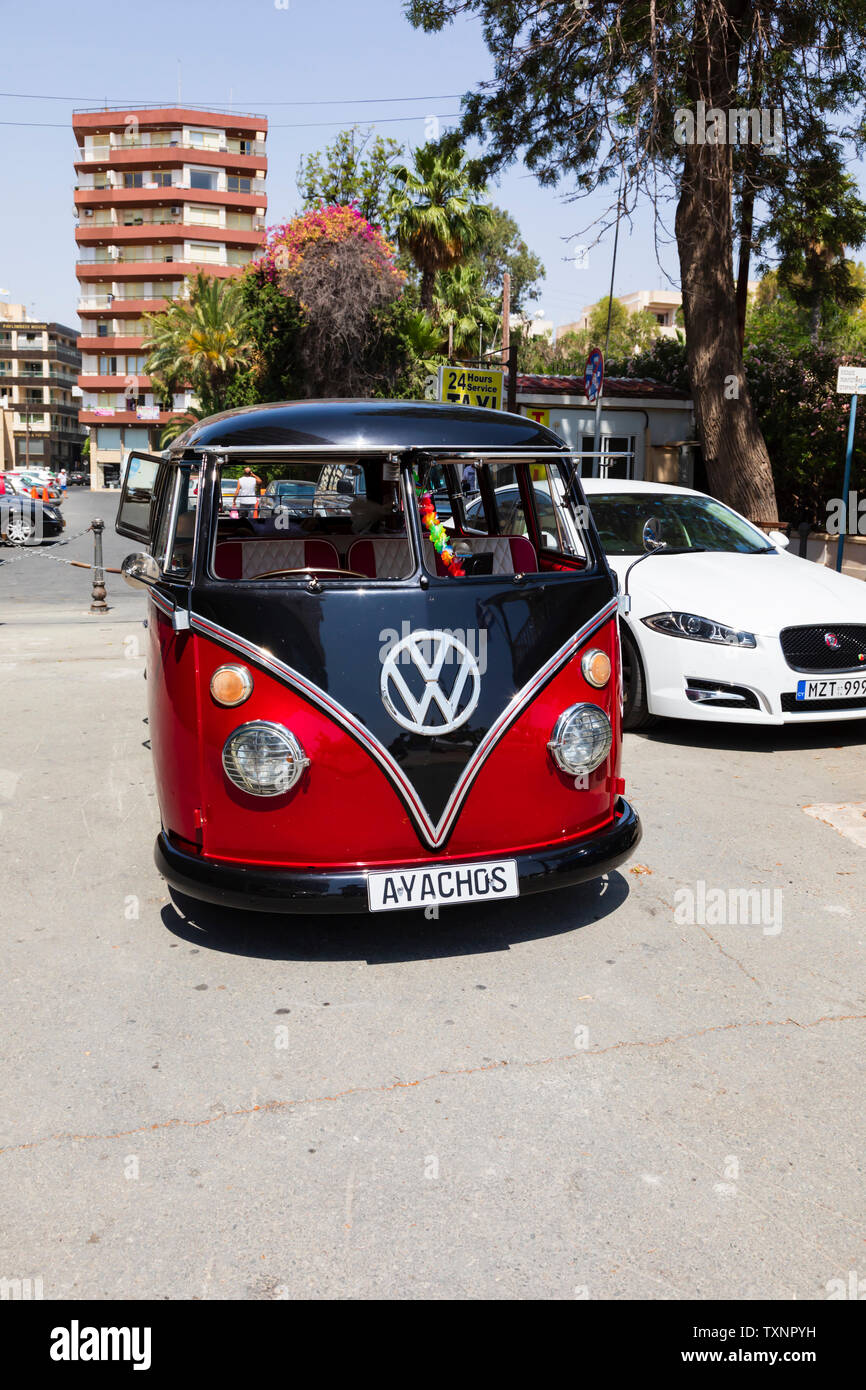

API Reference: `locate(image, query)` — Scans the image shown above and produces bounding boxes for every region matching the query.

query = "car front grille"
[779,624,866,672]
[781,692,866,714]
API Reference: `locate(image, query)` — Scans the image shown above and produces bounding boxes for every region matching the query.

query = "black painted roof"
[169,399,566,454]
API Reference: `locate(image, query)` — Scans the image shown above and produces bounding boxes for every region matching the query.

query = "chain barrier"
[0,520,120,572]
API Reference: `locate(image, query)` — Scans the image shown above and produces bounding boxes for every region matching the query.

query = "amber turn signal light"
[581,648,611,688]
[210,664,253,707]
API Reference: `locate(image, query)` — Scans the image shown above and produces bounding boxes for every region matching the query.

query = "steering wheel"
[254,566,368,579]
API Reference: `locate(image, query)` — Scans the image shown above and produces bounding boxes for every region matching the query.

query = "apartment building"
[0,301,86,471]
[73,106,268,488]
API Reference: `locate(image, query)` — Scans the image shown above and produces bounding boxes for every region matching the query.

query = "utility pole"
[502,271,517,413]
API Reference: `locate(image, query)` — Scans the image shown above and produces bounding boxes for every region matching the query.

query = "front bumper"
[636,624,866,725]
[155,797,641,915]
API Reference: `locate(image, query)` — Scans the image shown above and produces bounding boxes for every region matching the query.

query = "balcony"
[76,137,266,161]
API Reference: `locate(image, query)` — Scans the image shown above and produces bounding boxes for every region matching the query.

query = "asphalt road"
[1,518,865,1300]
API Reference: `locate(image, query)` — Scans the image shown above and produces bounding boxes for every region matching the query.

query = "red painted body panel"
[146,602,203,846]
[152,615,623,869]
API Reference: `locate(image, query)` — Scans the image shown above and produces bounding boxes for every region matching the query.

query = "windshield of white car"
[589,492,775,555]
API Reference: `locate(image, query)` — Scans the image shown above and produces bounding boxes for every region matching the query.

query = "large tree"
[388,142,494,311]
[406,1,866,521]
[297,127,405,239]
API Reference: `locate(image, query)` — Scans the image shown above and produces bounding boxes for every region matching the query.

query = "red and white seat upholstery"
[423,535,538,577]
[347,537,414,579]
[214,538,340,580]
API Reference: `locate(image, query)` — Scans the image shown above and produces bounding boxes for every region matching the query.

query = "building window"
[188,204,221,226]
[227,175,251,194]
[580,434,636,479]
[96,321,110,337]
[189,241,222,264]
[189,129,222,150]
[190,168,218,191]
[151,171,174,187]
[123,172,144,188]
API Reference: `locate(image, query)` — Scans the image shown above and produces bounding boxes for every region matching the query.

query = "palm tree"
[143,272,254,419]
[434,264,500,357]
[388,145,494,311]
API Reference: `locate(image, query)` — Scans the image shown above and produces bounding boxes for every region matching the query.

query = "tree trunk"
[735,166,756,350]
[420,266,436,312]
[675,0,779,522]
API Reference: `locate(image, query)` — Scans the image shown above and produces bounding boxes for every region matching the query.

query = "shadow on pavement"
[631,717,866,755]
[160,870,630,965]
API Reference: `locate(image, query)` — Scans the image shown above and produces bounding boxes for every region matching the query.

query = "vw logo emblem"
[381,629,481,735]
[824,631,841,650]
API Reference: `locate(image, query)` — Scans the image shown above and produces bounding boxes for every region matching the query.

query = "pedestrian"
[58,468,67,493]
[233,467,262,516]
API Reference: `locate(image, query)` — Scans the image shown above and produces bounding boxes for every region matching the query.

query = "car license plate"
[367,858,519,913]
[796,677,866,701]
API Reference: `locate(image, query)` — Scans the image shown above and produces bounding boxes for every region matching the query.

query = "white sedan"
[581,479,866,728]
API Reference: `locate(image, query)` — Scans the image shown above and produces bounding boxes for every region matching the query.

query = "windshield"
[207,456,593,583]
[588,491,774,555]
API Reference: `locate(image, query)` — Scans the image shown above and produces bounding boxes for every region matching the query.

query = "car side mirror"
[767,529,790,549]
[642,517,667,552]
[121,551,160,590]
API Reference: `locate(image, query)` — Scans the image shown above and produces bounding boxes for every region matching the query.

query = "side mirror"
[121,551,160,590]
[642,517,667,552]
[767,529,790,549]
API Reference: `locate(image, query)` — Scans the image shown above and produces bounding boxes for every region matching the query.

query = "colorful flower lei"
[415,477,465,576]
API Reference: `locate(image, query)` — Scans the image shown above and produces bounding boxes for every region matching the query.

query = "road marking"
[803,802,866,848]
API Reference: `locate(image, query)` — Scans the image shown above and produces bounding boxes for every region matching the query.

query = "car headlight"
[223,722,309,797]
[548,704,612,776]
[642,612,756,647]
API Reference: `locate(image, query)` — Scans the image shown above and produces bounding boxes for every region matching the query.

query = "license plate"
[796,677,866,701]
[367,858,519,913]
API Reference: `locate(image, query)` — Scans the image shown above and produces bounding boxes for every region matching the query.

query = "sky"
[0,0,682,331]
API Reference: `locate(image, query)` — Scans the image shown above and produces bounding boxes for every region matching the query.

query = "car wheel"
[6,513,36,545]
[620,624,658,731]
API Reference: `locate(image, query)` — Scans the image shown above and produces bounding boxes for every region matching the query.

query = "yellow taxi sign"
[438,366,504,411]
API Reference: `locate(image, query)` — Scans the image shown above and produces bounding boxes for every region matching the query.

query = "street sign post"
[834,366,866,571]
[438,366,504,411]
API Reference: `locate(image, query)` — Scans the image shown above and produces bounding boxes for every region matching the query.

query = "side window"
[116,453,163,542]
[541,464,588,561]
[166,469,197,577]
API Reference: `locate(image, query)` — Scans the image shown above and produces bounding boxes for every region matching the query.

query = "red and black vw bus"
[116,400,640,913]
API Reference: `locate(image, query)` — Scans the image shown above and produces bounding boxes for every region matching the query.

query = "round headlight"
[581,648,611,688]
[222,722,309,797]
[210,664,253,707]
[548,704,612,776]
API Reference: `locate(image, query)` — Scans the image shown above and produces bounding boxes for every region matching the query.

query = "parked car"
[581,478,866,728]
[258,477,318,517]
[0,490,65,544]
[68,470,90,487]
[7,472,64,504]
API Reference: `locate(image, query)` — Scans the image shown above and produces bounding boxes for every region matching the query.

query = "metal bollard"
[89,518,108,614]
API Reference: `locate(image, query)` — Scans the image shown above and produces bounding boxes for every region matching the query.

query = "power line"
[0,90,464,106]
[0,113,461,131]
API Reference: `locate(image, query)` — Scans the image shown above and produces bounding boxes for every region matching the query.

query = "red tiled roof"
[517,373,691,400]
